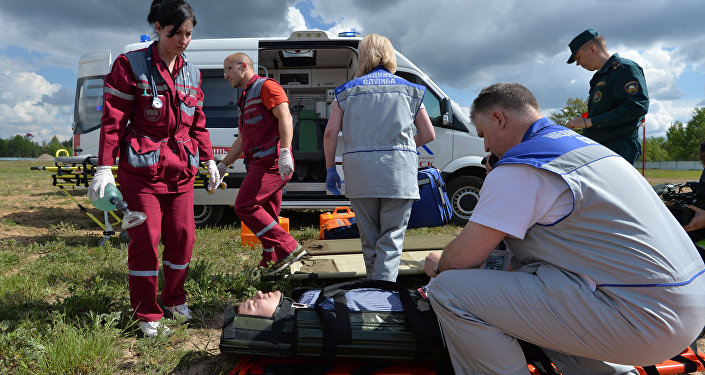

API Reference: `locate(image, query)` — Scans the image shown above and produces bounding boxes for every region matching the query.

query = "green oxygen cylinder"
[89,184,123,211]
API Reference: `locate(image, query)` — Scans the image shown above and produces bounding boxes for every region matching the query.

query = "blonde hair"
[356,33,397,77]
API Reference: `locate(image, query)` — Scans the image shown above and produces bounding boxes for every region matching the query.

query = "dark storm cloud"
[0,1,297,38]
[0,0,298,59]
[309,0,705,110]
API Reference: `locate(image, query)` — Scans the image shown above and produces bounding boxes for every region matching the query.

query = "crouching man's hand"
[425,252,442,278]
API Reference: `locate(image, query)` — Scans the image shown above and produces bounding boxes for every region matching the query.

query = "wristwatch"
[433,261,441,275]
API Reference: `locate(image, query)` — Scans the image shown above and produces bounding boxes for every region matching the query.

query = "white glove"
[216,161,228,188]
[205,160,220,191]
[88,166,116,201]
[279,148,294,179]
[217,162,228,181]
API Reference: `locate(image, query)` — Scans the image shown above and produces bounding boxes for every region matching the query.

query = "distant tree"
[643,136,669,161]
[664,107,705,160]
[548,97,588,126]
[4,135,39,157]
[0,135,70,157]
[664,121,689,160]
[45,136,66,157]
[61,138,72,150]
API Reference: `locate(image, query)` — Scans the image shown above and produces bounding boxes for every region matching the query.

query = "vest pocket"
[179,94,196,125]
[123,134,162,177]
[182,139,199,169]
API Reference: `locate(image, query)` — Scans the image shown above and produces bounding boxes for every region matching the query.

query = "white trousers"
[350,198,414,281]
[429,263,705,375]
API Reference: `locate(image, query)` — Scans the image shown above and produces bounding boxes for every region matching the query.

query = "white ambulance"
[72,30,487,227]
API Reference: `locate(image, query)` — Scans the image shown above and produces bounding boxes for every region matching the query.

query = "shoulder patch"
[624,81,639,95]
[593,90,602,103]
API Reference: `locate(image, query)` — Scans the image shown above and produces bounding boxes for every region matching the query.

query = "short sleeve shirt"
[261,80,288,110]
[470,164,573,239]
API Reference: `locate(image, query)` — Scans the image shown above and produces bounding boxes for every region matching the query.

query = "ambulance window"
[395,72,442,127]
[422,92,442,126]
[74,77,104,134]
[201,69,240,128]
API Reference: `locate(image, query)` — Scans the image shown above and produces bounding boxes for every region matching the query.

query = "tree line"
[0,135,73,158]
[4,101,705,161]
[549,98,705,161]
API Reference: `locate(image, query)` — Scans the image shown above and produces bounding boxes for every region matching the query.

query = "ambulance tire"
[446,175,483,225]
[194,205,224,228]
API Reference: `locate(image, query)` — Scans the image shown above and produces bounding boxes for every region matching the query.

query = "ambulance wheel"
[194,205,224,228]
[447,175,483,225]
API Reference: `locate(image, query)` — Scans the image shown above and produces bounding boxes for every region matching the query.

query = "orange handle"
[332,207,352,215]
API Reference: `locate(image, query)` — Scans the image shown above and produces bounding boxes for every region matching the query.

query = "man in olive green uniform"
[565,29,648,164]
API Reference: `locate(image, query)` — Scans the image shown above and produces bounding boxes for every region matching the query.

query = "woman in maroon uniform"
[88,0,218,337]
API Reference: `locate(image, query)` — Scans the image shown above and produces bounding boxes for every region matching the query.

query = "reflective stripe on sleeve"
[104,86,135,101]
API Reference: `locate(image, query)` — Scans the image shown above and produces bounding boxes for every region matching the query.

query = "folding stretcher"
[30,151,221,245]
[221,278,705,375]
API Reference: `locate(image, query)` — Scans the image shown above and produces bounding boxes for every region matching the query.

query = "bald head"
[224,52,255,88]
[226,52,253,69]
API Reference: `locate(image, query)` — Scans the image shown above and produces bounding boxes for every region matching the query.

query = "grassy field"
[0,160,702,374]
[0,160,461,374]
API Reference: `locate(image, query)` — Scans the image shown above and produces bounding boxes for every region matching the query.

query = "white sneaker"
[138,320,170,338]
[164,303,192,321]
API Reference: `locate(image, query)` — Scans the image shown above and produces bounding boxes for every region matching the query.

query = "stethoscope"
[146,44,163,109]
[145,43,191,110]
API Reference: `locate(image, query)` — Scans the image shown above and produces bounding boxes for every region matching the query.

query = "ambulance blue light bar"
[140,34,151,42]
[338,31,361,37]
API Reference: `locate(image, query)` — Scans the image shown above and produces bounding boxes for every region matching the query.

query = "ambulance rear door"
[73,49,113,156]
[191,38,260,207]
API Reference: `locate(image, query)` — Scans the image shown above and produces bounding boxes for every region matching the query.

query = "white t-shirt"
[472,164,598,291]
[470,164,573,239]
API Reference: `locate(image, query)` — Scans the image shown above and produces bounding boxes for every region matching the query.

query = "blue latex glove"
[326,166,342,195]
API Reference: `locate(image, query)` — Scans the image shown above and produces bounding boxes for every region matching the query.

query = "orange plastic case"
[241,217,289,248]
[318,207,355,239]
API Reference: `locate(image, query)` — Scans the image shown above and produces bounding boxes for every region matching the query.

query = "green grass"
[643,169,702,181]
[0,160,699,374]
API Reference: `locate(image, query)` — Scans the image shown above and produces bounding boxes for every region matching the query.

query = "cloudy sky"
[1,0,704,144]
